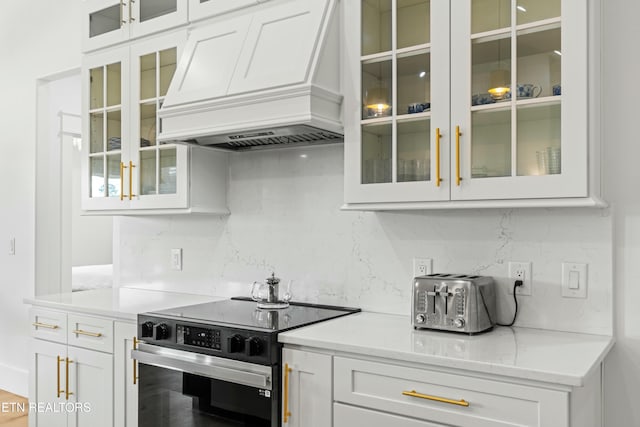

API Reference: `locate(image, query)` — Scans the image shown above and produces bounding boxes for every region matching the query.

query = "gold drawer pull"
[33,322,59,330]
[73,329,103,338]
[402,390,470,407]
[65,358,73,400]
[283,364,292,422]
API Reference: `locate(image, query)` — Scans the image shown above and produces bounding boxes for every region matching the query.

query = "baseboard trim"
[0,363,28,397]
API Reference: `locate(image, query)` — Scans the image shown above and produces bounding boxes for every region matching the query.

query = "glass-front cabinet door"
[450,0,587,200]
[129,32,188,209]
[82,47,130,211]
[129,0,188,40]
[344,0,451,204]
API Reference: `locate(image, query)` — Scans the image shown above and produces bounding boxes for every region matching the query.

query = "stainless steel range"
[132,297,359,427]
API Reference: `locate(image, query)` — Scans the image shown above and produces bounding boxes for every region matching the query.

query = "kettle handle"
[251,281,262,301]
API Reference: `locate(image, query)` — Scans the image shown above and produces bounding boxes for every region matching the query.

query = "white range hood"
[158,0,343,151]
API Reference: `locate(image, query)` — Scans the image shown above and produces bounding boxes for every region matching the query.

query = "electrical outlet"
[412,257,433,277]
[171,248,182,271]
[8,238,15,255]
[508,261,532,296]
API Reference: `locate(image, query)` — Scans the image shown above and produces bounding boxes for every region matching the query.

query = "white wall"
[0,0,81,395]
[601,1,640,424]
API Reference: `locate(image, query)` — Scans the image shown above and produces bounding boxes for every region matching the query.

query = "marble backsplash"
[116,144,613,335]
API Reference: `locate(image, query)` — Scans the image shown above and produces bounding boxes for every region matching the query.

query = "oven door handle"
[132,343,272,390]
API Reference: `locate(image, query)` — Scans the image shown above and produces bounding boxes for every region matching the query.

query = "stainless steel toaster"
[412,274,496,334]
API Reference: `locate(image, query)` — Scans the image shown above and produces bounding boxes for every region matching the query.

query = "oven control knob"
[454,318,465,329]
[227,334,245,353]
[415,314,426,324]
[245,337,264,357]
[140,321,155,338]
[154,323,170,340]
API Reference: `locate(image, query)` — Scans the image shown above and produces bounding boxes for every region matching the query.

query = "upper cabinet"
[343,0,602,209]
[83,0,188,52]
[188,0,259,23]
[81,31,228,215]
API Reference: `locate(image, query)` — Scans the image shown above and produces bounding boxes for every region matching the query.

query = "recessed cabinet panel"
[398,0,431,48]
[471,0,510,34]
[362,122,392,184]
[471,109,511,178]
[398,119,430,182]
[517,0,561,25]
[84,0,129,52]
[139,0,177,23]
[362,0,392,55]
[89,4,122,38]
[517,27,561,98]
[517,103,561,176]
[362,60,393,119]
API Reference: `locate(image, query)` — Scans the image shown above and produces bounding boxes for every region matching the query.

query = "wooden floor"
[0,390,27,427]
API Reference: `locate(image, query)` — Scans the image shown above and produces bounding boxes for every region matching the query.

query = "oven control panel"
[176,325,222,350]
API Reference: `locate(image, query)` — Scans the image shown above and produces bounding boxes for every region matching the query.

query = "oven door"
[132,343,278,427]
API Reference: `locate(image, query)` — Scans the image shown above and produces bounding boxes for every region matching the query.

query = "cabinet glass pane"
[90,112,104,154]
[398,53,431,117]
[472,0,510,34]
[472,37,511,104]
[362,122,392,184]
[517,103,561,176]
[362,0,392,55]
[106,62,121,107]
[106,154,122,198]
[89,5,121,38]
[398,119,430,182]
[139,0,177,23]
[159,48,177,97]
[516,0,560,25]
[159,148,177,194]
[140,150,157,195]
[517,28,561,98]
[362,60,392,119]
[90,157,105,198]
[397,0,430,49]
[471,109,511,178]
[140,102,157,147]
[90,67,104,109]
[140,53,157,100]
[106,110,122,151]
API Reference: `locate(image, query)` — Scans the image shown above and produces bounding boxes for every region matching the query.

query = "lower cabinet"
[281,347,602,427]
[29,307,137,427]
[281,348,332,427]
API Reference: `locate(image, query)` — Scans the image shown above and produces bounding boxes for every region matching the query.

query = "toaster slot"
[426,286,438,314]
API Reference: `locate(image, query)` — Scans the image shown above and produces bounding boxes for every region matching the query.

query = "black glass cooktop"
[147,297,360,333]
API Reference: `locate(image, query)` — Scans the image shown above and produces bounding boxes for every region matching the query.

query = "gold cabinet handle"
[32,322,59,330]
[283,364,292,423]
[455,125,462,186]
[129,160,136,200]
[65,358,74,400]
[57,356,65,398]
[120,161,126,201]
[435,127,442,187]
[73,329,103,338]
[402,390,469,407]
[133,337,139,385]
[129,0,135,22]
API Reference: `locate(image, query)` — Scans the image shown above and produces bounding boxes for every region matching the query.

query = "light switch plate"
[562,262,588,298]
[171,248,183,271]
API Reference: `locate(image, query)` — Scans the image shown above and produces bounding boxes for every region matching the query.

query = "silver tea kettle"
[251,273,292,309]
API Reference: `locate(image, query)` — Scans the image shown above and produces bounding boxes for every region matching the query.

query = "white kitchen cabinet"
[29,308,117,427]
[83,0,188,52]
[113,322,138,427]
[281,348,332,427]
[343,0,601,209]
[334,403,444,427]
[81,30,229,214]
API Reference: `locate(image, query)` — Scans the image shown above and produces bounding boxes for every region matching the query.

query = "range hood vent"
[159,0,343,151]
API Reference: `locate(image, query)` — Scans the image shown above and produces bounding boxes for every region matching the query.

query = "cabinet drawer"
[29,308,67,343]
[67,314,114,353]
[335,403,442,427]
[334,357,569,427]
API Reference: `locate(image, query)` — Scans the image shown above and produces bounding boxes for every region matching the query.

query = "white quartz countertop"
[279,312,614,387]
[24,288,225,321]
